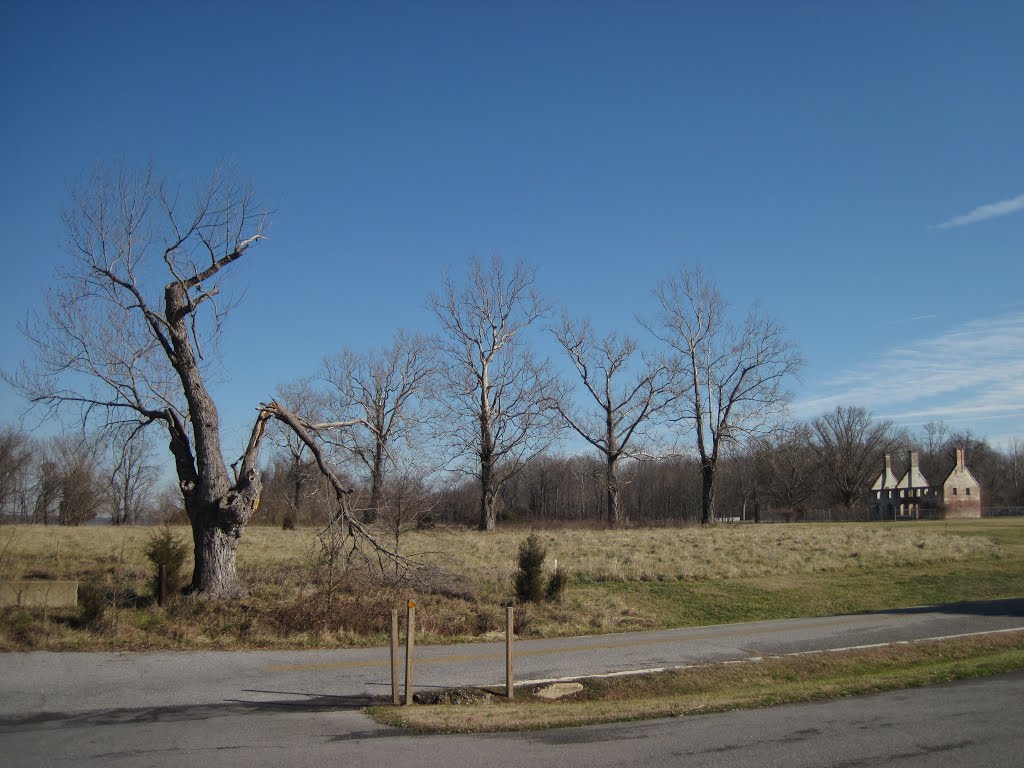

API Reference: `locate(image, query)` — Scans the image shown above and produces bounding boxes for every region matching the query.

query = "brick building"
[868,449,981,520]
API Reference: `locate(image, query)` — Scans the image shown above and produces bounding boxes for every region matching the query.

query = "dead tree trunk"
[701,461,716,525]
[479,375,497,531]
[368,439,385,524]
[480,447,496,531]
[606,455,622,526]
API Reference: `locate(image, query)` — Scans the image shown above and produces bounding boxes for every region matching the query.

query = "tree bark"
[163,282,266,597]
[368,440,384,524]
[184,463,262,597]
[606,455,621,526]
[479,370,496,531]
[480,453,496,531]
[189,509,243,596]
[701,461,716,525]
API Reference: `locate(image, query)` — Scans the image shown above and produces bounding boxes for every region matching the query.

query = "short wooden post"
[404,600,416,706]
[158,565,168,607]
[390,609,400,705]
[506,605,514,699]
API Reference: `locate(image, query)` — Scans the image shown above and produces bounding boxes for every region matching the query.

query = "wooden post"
[390,609,400,705]
[404,600,416,706]
[506,605,514,699]
[158,565,168,607]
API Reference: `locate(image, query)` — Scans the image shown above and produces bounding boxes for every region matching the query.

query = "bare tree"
[320,330,434,523]
[914,420,951,483]
[7,164,400,595]
[716,443,760,522]
[376,471,437,571]
[551,312,671,525]
[1009,437,1024,507]
[429,256,557,531]
[107,427,159,525]
[25,434,107,526]
[813,405,905,510]
[754,422,819,519]
[263,378,330,528]
[7,165,267,592]
[645,266,803,524]
[30,456,60,525]
[58,455,104,526]
[0,427,33,522]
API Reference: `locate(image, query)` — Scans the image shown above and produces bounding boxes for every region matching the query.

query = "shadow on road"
[0,691,380,731]
[868,597,1024,618]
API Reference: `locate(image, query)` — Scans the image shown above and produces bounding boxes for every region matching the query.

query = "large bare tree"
[551,312,672,526]
[8,165,395,595]
[646,266,803,524]
[320,330,434,523]
[813,405,905,510]
[429,256,557,531]
[754,422,819,519]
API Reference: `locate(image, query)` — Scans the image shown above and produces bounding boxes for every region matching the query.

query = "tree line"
[0,426,174,526]
[6,407,1020,531]
[4,164,1021,597]
[248,408,1024,527]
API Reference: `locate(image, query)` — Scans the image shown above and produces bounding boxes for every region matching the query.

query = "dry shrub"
[546,565,569,602]
[0,608,44,647]
[398,565,476,600]
[270,571,399,636]
[511,602,537,636]
[474,604,504,634]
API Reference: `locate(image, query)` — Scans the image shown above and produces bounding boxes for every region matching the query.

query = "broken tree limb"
[257,401,420,576]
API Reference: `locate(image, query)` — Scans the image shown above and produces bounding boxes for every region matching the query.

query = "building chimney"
[956,447,964,471]
[909,450,919,487]
[884,453,892,484]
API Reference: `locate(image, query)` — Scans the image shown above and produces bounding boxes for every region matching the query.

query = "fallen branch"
[258,401,421,577]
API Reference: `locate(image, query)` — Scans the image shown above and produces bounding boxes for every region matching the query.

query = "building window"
[966,488,971,496]
[952,488,958,495]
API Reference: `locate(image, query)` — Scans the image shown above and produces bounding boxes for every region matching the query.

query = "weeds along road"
[1,597,1022,720]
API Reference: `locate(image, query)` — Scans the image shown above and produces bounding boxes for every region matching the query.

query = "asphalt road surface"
[1,598,1022,767]
[1,668,1021,767]
[2,597,1022,718]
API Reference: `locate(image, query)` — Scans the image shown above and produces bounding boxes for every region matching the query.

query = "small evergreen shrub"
[143,527,190,602]
[513,533,547,604]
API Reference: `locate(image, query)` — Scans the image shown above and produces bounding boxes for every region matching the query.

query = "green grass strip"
[367,630,1024,733]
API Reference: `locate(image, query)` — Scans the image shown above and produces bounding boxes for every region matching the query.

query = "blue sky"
[1,1,1022,452]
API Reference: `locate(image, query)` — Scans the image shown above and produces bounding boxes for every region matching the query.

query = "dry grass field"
[0,518,1021,651]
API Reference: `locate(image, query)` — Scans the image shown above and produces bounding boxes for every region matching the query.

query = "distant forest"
[3,415,1021,528]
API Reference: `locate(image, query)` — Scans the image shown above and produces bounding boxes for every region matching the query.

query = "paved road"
[1,669,1021,767]
[2,597,1022,720]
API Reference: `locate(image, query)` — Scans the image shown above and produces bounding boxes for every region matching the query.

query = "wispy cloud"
[794,312,1024,436]
[886,314,937,326]
[936,193,1024,229]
